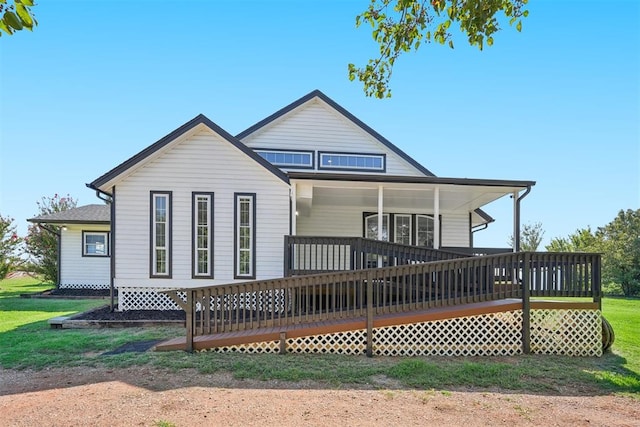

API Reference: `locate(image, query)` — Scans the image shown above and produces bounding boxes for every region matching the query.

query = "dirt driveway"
[1,366,639,426]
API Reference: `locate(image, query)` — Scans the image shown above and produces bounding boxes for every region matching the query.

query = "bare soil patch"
[1,366,638,427]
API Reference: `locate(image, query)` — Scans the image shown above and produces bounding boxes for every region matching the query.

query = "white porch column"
[291,182,297,236]
[434,187,440,249]
[513,190,519,252]
[377,185,384,267]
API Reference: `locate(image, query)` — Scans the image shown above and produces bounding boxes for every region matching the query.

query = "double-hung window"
[235,193,256,278]
[193,193,214,278]
[83,231,109,256]
[150,191,172,277]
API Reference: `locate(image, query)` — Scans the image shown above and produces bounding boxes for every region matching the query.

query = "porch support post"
[291,182,297,236]
[377,185,384,267]
[434,187,440,249]
[513,190,519,252]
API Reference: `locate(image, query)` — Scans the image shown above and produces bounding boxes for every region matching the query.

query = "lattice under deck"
[60,282,109,290]
[201,309,601,357]
[118,287,185,311]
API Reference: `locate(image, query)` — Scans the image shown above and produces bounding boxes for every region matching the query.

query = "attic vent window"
[319,152,385,172]
[255,149,313,169]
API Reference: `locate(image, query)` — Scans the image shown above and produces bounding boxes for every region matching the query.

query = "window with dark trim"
[255,149,314,169]
[363,212,436,247]
[234,193,256,279]
[319,152,385,172]
[192,192,214,278]
[150,191,172,278]
[82,231,109,257]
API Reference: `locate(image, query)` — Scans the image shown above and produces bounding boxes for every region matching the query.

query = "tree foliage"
[0,0,37,37]
[546,209,640,297]
[0,214,23,279]
[509,221,544,251]
[25,194,77,285]
[349,0,528,98]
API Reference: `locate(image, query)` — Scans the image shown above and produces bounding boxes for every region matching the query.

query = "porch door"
[364,214,389,268]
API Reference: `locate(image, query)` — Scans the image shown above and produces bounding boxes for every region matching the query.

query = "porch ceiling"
[291,174,535,215]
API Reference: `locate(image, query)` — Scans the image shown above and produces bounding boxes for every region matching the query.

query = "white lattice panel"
[203,341,280,354]
[117,287,185,311]
[530,309,602,356]
[373,311,523,356]
[287,330,367,355]
[60,282,109,290]
[208,290,287,313]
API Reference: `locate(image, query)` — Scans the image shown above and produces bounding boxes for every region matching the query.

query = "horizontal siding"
[441,213,470,247]
[114,129,290,289]
[60,226,110,287]
[242,100,424,176]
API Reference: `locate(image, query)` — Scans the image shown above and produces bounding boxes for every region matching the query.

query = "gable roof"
[236,89,436,177]
[28,204,110,224]
[88,114,289,192]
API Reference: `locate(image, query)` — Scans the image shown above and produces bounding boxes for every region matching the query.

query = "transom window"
[319,152,385,172]
[193,193,213,278]
[255,149,313,168]
[83,231,109,256]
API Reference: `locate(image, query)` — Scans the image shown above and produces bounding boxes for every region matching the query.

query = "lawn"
[1,276,638,395]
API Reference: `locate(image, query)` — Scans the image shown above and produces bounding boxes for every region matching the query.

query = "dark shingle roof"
[27,204,110,224]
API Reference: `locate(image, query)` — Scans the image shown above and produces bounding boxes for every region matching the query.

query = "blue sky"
[1,0,638,248]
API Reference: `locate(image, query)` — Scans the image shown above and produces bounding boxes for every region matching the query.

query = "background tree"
[546,227,599,253]
[0,0,37,37]
[597,209,640,297]
[25,194,77,285]
[0,214,23,279]
[508,221,544,251]
[349,0,529,98]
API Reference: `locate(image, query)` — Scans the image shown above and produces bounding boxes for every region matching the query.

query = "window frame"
[254,148,315,169]
[149,191,172,278]
[415,214,435,248]
[192,192,214,279]
[234,193,256,279]
[363,212,440,248]
[82,231,110,257]
[393,214,412,246]
[318,151,386,172]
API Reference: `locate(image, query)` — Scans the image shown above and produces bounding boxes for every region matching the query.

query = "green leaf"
[516,20,522,32]
[487,37,494,46]
[448,40,454,49]
[0,19,13,35]
[4,11,23,30]
[16,3,33,29]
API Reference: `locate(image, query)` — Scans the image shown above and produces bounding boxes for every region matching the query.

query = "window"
[235,193,255,278]
[150,191,172,277]
[83,231,109,256]
[255,149,314,169]
[193,193,214,278]
[416,215,434,248]
[364,214,389,241]
[394,215,412,246]
[319,152,385,172]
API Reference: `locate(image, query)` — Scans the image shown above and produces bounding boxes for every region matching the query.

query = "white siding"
[113,129,290,289]
[441,213,470,248]
[242,100,425,176]
[60,225,110,288]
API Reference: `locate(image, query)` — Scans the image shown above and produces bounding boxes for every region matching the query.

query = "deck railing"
[284,236,469,276]
[163,251,601,353]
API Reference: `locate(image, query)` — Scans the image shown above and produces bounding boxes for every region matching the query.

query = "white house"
[37,90,536,310]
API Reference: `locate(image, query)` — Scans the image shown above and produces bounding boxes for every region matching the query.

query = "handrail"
[163,251,601,352]
[284,235,469,276]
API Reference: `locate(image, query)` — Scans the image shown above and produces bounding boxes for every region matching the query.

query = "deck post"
[366,270,374,357]
[434,187,440,249]
[593,254,602,310]
[521,252,531,354]
[186,289,194,352]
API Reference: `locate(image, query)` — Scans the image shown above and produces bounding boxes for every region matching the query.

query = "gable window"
[193,193,214,278]
[255,149,314,169]
[150,191,172,277]
[319,152,385,172]
[83,231,109,256]
[235,193,256,278]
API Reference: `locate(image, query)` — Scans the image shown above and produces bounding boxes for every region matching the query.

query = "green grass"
[1,276,639,396]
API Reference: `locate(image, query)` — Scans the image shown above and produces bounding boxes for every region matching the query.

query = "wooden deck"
[154,299,598,352]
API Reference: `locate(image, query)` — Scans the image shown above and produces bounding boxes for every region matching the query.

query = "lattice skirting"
[60,282,110,290]
[202,309,602,357]
[117,287,186,311]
